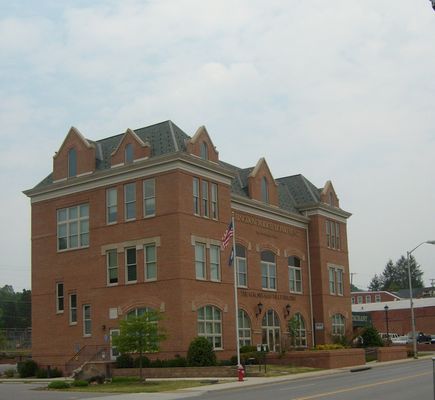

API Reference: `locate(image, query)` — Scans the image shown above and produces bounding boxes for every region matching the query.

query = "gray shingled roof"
[32,120,326,217]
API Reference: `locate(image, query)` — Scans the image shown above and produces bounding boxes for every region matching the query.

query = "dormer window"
[329,192,334,206]
[125,143,133,164]
[68,148,77,177]
[200,141,208,160]
[261,177,269,204]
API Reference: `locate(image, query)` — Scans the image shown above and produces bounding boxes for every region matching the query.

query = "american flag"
[221,221,233,249]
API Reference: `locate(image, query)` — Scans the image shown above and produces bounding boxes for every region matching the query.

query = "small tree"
[187,337,216,366]
[288,316,301,349]
[361,327,383,347]
[112,310,166,382]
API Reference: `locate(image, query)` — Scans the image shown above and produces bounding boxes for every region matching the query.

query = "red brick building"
[24,121,352,370]
[351,291,401,305]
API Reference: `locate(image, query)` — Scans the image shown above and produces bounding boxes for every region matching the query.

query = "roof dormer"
[53,127,96,181]
[111,128,151,167]
[321,180,339,208]
[186,126,219,162]
[247,158,279,206]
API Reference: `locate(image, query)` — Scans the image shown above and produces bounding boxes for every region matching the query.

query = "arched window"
[262,309,280,352]
[68,148,77,177]
[291,313,307,347]
[125,143,133,163]
[261,177,269,203]
[200,141,208,160]
[261,251,276,290]
[127,307,154,319]
[236,244,247,287]
[197,305,222,349]
[238,309,251,347]
[288,256,302,294]
[331,313,345,336]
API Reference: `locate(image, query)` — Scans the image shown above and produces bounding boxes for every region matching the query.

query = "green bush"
[164,355,187,367]
[133,355,151,368]
[314,344,345,350]
[17,359,38,378]
[72,379,89,387]
[36,368,48,378]
[4,369,15,378]
[49,367,63,378]
[361,327,384,347]
[116,353,134,368]
[48,381,70,389]
[88,375,104,384]
[240,345,257,353]
[187,337,217,366]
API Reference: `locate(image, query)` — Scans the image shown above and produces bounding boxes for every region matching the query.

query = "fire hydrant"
[237,364,245,382]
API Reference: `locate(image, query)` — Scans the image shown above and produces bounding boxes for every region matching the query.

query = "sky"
[1,0,434,292]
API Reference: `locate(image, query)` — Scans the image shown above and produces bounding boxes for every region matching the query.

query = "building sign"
[352,312,371,327]
[235,213,299,237]
[240,290,295,302]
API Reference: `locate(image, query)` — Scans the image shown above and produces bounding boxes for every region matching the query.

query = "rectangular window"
[366,295,371,303]
[351,297,355,304]
[195,243,206,279]
[330,222,336,249]
[261,262,276,290]
[193,178,200,215]
[336,269,343,295]
[211,183,218,220]
[329,268,336,294]
[83,304,91,337]
[375,294,381,302]
[69,293,77,325]
[145,244,157,281]
[143,179,155,217]
[357,296,363,304]
[107,249,118,285]
[210,245,220,281]
[124,183,136,220]
[125,247,137,283]
[57,204,89,250]
[326,220,340,250]
[236,257,247,287]
[289,267,302,293]
[335,222,340,250]
[326,221,331,248]
[106,188,117,224]
[56,283,64,313]
[202,181,209,217]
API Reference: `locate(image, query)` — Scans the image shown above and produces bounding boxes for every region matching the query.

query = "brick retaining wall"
[113,366,237,378]
[377,346,407,362]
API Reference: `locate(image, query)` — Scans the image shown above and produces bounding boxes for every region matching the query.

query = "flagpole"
[231,212,241,367]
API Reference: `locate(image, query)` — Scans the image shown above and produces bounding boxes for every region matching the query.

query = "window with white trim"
[106,188,117,224]
[143,179,155,217]
[375,294,381,302]
[202,181,209,217]
[329,267,336,294]
[329,266,344,295]
[69,293,77,325]
[292,313,307,347]
[261,251,276,290]
[331,313,345,336]
[68,148,77,178]
[195,242,206,280]
[261,177,269,204]
[193,178,200,215]
[357,296,363,304]
[365,295,371,303]
[57,204,89,251]
[236,244,247,287]
[336,269,343,295]
[238,309,252,347]
[125,247,137,283]
[124,183,136,220]
[145,244,157,281]
[125,143,133,163]
[197,305,222,349]
[107,249,118,285]
[211,183,218,220]
[288,256,302,294]
[83,304,92,336]
[326,220,340,250]
[56,282,64,313]
[210,245,220,281]
[200,141,208,160]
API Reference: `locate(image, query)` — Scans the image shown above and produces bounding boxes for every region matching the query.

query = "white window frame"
[83,304,92,337]
[124,183,136,221]
[69,293,77,325]
[197,305,222,350]
[236,245,248,288]
[210,244,221,282]
[336,269,344,296]
[329,267,336,294]
[56,282,64,313]
[195,242,206,280]
[106,188,117,224]
[357,295,363,304]
[288,257,302,294]
[331,314,345,336]
[293,313,307,347]
[211,183,218,220]
[125,247,137,283]
[202,180,209,218]
[375,294,381,302]
[238,309,252,347]
[261,252,276,291]
[143,179,156,218]
[57,204,89,251]
[193,178,200,215]
[107,249,118,286]
[365,295,371,303]
[144,244,157,281]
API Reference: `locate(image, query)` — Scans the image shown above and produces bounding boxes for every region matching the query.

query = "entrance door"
[261,309,281,352]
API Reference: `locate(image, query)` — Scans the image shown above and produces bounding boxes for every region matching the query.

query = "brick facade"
[25,121,352,370]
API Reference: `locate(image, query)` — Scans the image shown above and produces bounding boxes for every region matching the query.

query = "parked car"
[392,335,409,345]
[431,335,435,344]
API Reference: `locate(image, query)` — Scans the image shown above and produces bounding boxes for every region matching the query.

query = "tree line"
[0,285,31,330]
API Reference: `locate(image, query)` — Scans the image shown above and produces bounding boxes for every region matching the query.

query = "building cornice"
[24,152,235,203]
[298,203,352,223]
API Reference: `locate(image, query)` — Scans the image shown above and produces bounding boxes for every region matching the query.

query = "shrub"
[17,359,38,378]
[88,375,104,384]
[361,327,384,347]
[4,369,15,378]
[314,344,345,350]
[133,355,150,368]
[72,379,89,387]
[187,337,217,366]
[150,358,164,368]
[49,367,63,378]
[240,345,257,353]
[116,353,134,368]
[165,355,187,367]
[36,368,48,379]
[48,381,70,389]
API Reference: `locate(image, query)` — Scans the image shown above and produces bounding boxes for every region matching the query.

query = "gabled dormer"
[111,128,151,167]
[53,127,96,181]
[247,158,279,206]
[186,126,219,162]
[320,180,339,208]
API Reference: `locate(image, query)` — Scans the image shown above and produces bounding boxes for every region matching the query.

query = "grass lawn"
[47,377,210,393]
[246,364,321,377]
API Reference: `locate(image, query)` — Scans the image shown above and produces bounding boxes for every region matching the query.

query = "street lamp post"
[384,305,390,345]
[407,240,435,359]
